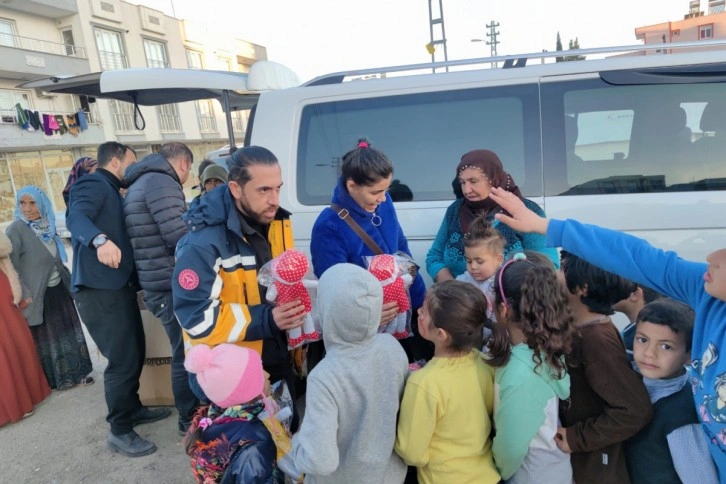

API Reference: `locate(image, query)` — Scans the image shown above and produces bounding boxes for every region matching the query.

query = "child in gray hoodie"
[288,263,408,484]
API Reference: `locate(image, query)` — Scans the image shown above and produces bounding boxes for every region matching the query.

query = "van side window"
[297,84,541,205]
[542,79,726,195]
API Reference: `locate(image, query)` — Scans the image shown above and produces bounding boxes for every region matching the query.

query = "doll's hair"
[487,256,575,378]
[463,213,505,255]
[426,280,489,352]
[560,250,635,315]
[340,138,393,187]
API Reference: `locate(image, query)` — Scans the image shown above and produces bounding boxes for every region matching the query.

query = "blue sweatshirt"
[310,178,426,309]
[547,218,726,481]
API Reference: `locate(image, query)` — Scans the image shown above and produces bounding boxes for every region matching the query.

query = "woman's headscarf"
[62,157,97,206]
[14,185,68,263]
[456,149,523,234]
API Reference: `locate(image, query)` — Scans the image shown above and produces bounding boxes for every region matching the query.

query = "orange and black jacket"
[172,186,293,362]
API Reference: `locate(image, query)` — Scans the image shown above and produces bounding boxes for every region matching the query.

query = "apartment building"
[0,0,267,224]
[634,0,726,54]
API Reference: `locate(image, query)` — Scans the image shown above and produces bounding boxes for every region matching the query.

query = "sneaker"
[106,430,157,457]
[131,406,171,426]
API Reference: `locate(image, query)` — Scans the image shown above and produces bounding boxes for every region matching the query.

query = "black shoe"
[131,406,171,426]
[106,430,157,457]
[178,418,191,437]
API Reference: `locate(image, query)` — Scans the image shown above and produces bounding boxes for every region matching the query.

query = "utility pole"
[427,0,449,73]
[485,21,500,68]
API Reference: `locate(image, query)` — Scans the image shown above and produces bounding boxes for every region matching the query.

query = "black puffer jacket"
[123,153,187,293]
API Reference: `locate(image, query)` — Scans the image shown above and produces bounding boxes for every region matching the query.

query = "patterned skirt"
[29,282,93,390]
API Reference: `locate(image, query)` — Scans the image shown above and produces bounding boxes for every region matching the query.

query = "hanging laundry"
[66,114,79,136]
[54,114,68,135]
[15,104,29,130]
[76,110,88,131]
[26,110,42,131]
[47,114,61,134]
[42,114,54,135]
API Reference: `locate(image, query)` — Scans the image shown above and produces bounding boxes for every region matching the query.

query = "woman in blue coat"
[310,139,428,362]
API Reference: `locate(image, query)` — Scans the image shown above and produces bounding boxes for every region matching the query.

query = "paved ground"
[0,240,193,483]
[0,335,193,484]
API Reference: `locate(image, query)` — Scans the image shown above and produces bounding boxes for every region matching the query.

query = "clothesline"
[14,104,89,137]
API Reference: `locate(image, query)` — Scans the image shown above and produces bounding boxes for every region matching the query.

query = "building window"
[94,28,127,70]
[143,39,168,68]
[0,89,31,124]
[158,104,182,132]
[108,100,138,132]
[217,56,233,72]
[231,110,247,134]
[699,24,713,39]
[186,49,203,69]
[197,100,217,133]
[0,18,16,48]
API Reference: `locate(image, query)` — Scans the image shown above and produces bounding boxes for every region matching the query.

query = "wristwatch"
[92,234,109,248]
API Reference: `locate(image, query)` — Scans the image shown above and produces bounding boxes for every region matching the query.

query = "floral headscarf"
[62,157,97,206]
[14,185,67,263]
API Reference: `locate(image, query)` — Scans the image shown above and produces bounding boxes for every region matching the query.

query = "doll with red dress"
[259,249,320,349]
[366,253,414,340]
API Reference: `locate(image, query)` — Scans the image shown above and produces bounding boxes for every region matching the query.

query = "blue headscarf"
[14,185,68,263]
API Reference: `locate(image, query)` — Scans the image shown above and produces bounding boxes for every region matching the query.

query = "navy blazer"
[67,168,136,292]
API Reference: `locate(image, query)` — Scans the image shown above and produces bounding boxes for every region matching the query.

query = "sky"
[128,0,698,82]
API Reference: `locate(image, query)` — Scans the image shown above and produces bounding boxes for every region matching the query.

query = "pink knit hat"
[184,344,265,408]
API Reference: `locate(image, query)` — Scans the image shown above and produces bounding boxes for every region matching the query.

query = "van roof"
[304,38,726,87]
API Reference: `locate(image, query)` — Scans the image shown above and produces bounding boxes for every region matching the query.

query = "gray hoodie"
[290,263,408,484]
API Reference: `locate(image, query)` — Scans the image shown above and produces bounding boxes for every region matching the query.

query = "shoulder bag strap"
[330,204,383,255]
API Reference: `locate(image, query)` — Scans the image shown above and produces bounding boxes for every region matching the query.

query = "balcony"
[1,0,78,19]
[0,33,90,80]
[0,109,106,149]
[159,113,182,133]
[99,50,129,71]
[198,115,218,133]
[147,59,170,69]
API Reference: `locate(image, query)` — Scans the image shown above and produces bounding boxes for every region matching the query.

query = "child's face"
[417,300,435,342]
[633,321,690,380]
[705,248,726,301]
[464,245,504,282]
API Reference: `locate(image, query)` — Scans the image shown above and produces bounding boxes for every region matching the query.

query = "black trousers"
[74,284,144,435]
[143,291,199,421]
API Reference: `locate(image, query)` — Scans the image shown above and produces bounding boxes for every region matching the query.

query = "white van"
[247,42,726,283]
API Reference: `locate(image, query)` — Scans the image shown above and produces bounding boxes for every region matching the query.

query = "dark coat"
[67,168,136,292]
[123,153,187,294]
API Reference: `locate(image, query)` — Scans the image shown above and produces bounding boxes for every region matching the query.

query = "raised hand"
[489,187,550,235]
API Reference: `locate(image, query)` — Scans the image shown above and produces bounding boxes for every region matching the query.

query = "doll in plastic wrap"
[368,253,413,339]
[260,249,320,348]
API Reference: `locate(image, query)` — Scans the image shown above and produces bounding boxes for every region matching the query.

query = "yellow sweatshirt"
[395,349,500,484]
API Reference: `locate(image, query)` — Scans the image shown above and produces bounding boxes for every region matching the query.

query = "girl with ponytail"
[486,253,575,483]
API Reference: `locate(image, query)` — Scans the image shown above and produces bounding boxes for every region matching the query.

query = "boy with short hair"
[626,298,718,484]
[555,251,652,484]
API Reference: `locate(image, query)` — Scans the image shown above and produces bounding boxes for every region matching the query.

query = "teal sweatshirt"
[493,344,572,483]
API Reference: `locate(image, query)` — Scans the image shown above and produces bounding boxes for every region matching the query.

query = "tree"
[556,32,564,62]
[564,37,586,62]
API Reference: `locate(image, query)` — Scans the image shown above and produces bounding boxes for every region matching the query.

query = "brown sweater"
[560,317,652,484]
